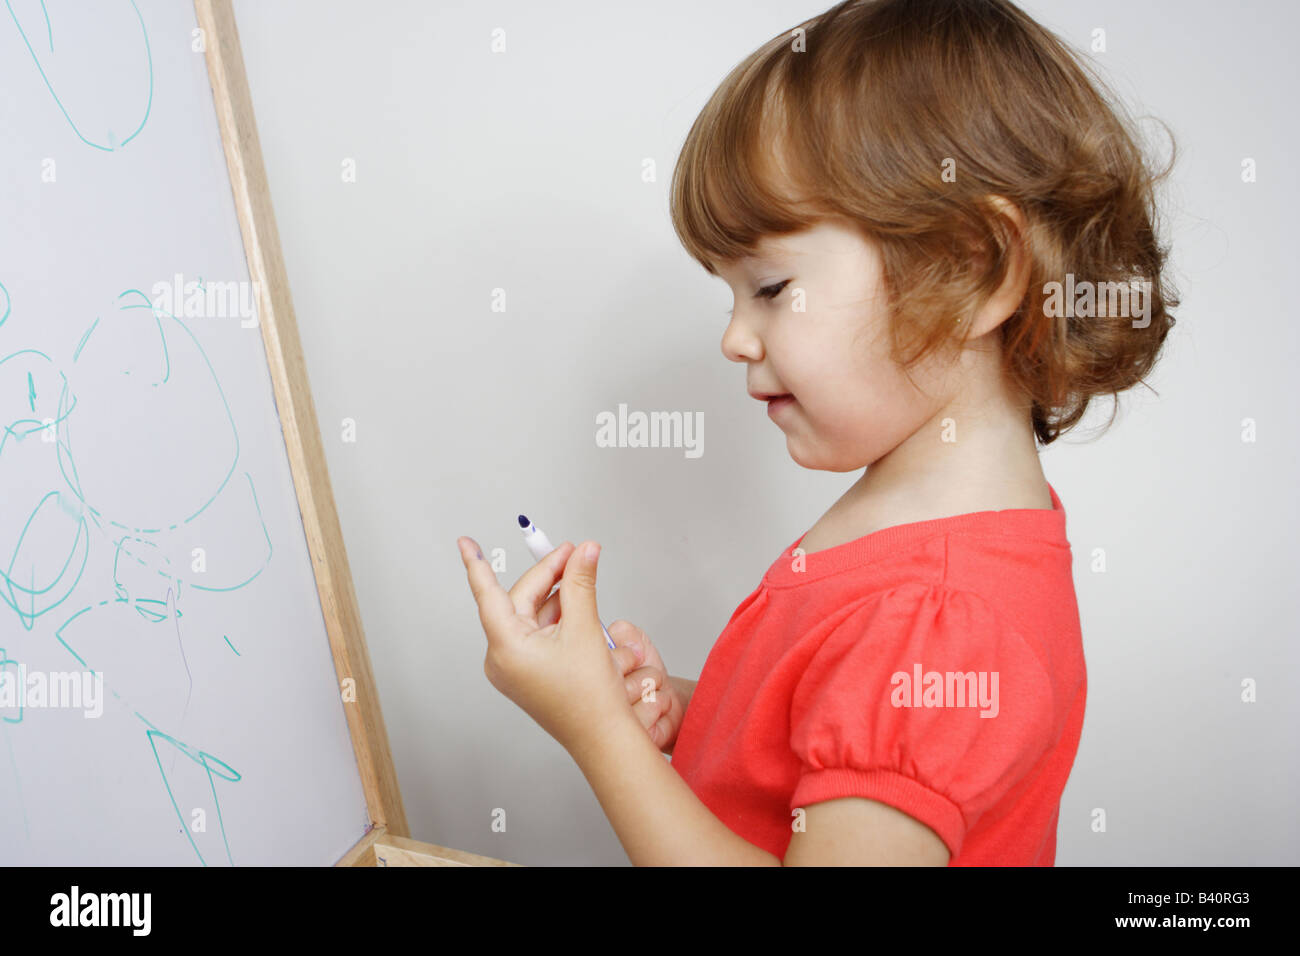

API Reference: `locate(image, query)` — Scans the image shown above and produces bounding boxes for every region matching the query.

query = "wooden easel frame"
[194,0,515,867]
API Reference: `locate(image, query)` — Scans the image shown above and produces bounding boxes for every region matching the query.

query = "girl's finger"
[631,693,671,733]
[607,618,640,651]
[506,541,575,621]
[624,665,665,705]
[537,586,562,629]
[610,644,638,677]
[650,712,675,751]
[608,621,645,673]
[609,622,641,674]
[617,619,649,647]
[556,540,602,628]
[457,536,518,648]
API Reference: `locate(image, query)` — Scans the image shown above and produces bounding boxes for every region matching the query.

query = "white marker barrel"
[520,521,556,563]
[518,515,616,650]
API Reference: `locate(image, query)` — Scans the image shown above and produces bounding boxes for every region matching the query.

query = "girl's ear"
[962,195,1032,340]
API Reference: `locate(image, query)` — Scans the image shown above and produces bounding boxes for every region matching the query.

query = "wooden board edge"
[335,827,384,867]
[373,834,523,868]
[336,828,521,867]
[194,0,409,838]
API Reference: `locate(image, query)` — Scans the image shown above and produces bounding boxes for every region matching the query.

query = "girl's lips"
[766,394,795,416]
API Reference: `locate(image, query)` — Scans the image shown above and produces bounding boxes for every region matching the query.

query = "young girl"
[457,0,1175,865]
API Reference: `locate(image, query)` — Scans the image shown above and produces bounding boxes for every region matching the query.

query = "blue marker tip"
[517,514,529,527]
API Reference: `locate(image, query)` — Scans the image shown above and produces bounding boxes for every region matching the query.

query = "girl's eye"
[757,280,791,300]
[724,279,793,316]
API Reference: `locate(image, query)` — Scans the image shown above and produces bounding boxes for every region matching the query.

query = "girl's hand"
[607,620,687,754]
[456,536,634,758]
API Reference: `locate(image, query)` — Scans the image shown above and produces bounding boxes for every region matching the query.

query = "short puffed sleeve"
[788,584,1056,859]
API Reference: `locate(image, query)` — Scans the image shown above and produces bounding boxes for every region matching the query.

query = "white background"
[230,0,1299,865]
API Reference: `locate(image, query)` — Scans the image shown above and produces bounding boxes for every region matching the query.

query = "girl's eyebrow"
[734,249,790,270]
[750,239,799,264]
[714,242,795,279]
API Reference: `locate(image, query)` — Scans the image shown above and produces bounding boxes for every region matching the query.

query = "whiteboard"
[0,0,371,864]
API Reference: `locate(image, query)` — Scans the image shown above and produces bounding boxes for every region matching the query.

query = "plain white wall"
[231,0,1299,865]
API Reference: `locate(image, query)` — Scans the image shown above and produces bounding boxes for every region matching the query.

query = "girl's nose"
[721,312,763,364]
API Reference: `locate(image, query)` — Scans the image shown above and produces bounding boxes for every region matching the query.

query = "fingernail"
[584,542,600,560]
[630,641,644,663]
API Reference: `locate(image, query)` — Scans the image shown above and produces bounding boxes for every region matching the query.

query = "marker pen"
[517,514,617,650]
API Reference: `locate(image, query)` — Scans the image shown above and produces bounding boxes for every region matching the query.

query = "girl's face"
[715,218,959,473]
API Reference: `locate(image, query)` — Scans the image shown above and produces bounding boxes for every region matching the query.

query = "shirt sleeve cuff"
[791,767,966,859]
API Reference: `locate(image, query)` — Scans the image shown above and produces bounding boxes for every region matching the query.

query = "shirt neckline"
[763,482,1068,588]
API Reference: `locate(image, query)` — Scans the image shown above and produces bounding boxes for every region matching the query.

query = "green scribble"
[0,489,89,630]
[137,711,240,866]
[5,0,153,151]
[1,280,280,864]
[71,316,98,361]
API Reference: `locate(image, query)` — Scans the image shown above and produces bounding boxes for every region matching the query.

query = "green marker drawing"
[1,281,284,864]
[5,0,153,152]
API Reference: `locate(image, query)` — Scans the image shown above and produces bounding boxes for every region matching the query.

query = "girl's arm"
[570,710,780,865]
[570,711,948,865]
[786,799,950,866]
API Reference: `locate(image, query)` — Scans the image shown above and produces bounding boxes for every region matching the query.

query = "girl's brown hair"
[670,0,1178,445]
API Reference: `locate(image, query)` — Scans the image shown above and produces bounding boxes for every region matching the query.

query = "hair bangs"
[670,38,829,276]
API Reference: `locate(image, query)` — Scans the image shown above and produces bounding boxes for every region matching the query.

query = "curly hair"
[669,0,1179,445]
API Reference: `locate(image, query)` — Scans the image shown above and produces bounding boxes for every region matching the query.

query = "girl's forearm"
[569,711,780,866]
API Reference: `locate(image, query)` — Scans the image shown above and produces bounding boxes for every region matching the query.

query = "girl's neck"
[802,376,1050,554]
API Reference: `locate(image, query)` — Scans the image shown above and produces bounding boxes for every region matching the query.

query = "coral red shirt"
[670,483,1086,865]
